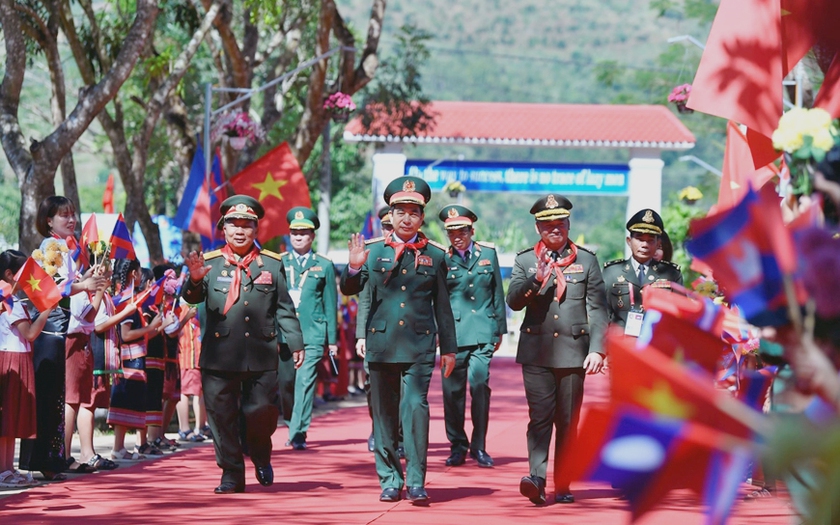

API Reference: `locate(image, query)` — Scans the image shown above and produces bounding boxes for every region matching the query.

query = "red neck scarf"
[534,241,578,301]
[221,244,260,315]
[384,231,429,270]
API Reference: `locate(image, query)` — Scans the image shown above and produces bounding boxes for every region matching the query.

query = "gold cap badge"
[403,179,416,192]
[448,208,459,218]
[295,210,304,220]
[235,203,247,212]
[546,195,559,209]
[642,210,654,223]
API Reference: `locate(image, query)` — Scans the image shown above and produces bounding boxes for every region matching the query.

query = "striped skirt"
[107,357,147,429]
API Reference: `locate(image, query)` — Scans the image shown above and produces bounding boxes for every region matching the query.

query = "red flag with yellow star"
[228,142,312,244]
[14,257,62,312]
[607,331,763,440]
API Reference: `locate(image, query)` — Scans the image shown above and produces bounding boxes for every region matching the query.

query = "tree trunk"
[317,122,331,252]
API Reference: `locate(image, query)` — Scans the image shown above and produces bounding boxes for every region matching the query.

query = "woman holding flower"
[18,196,106,481]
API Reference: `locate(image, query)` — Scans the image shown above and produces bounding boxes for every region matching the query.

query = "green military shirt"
[601,258,683,328]
[340,237,457,363]
[506,244,608,368]
[444,241,507,346]
[279,251,338,346]
[182,248,304,372]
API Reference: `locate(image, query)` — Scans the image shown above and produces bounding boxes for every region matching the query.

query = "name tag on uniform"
[254,271,273,285]
[417,255,433,267]
[288,288,302,308]
[216,276,233,283]
[377,257,391,263]
[479,259,491,266]
[528,267,537,274]
[624,312,644,337]
[449,266,459,271]
[564,264,584,274]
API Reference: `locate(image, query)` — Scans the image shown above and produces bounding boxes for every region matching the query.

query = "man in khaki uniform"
[506,194,608,505]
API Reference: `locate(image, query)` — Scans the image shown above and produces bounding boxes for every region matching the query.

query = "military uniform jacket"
[601,258,683,328]
[340,238,457,363]
[279,252,338,346]
[182,248,304,372]
[444,242,507,346]
[506,245,608,368]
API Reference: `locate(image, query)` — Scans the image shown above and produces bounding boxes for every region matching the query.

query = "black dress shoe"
[555,491,575,504]
[406,486,429,503]
[445,451,466,466]
[291,441,307,451]
[367,433,375,453]
[469,449,494,468]
[379,487,402,502]
[397,445,405,459]
[214,481,245,494]
[255,464,274,486]
[519,475,546,505]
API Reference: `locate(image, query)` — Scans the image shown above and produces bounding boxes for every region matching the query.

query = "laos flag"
[686,185,800,326]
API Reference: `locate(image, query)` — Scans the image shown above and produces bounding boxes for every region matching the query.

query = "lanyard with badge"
[623,282,644,337]
[287,263,309,309]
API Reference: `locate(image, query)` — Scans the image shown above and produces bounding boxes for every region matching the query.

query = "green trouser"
[288,343,324,443]
[442,343,494,454]
[521,365,584,480]
[369,354,434,490]
[276,343,297,427]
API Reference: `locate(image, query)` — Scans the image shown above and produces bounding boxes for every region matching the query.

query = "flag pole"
[782,274,802,337]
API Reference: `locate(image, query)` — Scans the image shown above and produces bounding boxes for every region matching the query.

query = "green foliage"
[0,182,21,246]
[660,197,707,282]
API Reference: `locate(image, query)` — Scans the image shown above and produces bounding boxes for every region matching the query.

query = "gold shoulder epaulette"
[603,258,625,268]
[662,260,681,271]
[516,247,535,256]
[427,240,446,251]
[260,249,283,261]
[203,249,223,260]
[476,241,496,249]
[577,245,596,256]
[364,236,384,245]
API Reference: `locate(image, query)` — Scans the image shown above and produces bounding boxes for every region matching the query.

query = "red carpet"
[2,358,796,524]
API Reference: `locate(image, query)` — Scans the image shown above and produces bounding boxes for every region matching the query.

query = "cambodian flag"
[112,281,135,313]
[137,276,166,309]
[109,213,136,260]
[686,185,800,326]
[360,211,375,239]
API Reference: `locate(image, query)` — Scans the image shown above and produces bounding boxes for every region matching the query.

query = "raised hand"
[347,233,370,270]
[185,251,211,283]
[535,251,552,282]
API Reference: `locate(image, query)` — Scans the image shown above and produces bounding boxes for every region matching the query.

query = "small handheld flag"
[14,258,62,312]
[109,213,136,260]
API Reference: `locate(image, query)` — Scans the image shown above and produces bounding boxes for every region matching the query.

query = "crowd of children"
[0,196,209,488]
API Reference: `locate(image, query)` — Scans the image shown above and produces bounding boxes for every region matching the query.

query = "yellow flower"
[813,128,835,151]
[679,186,703,202]
[46,252,63,267]
[32,249,44,262]
[58,244,68,254]
[43,264,58,277]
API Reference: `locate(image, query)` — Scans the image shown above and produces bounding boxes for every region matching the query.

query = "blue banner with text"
[405,160,629,195]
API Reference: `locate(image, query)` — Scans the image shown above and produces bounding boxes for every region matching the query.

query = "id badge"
[624,311,644,338]
[288,288,302,309]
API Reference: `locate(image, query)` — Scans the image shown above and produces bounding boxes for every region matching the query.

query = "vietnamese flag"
[607,333,763,440]
[81,214,99,247]
[719,122,779,209]
[228,142,312,244]
[14,258,62,312]
[102,174,115,213]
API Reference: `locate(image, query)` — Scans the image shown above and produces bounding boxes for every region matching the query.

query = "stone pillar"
[370,143,406,236]
[625,149,664,256]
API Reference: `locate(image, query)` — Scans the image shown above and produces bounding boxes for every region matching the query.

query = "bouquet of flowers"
[88,240,111,270]
[772,107,839,195]
[31,240,68,277]
[211,111,265,147]
[678,186,703,204]
[667,84,693,114]
[443,181,466,198]
[323,92,356,122]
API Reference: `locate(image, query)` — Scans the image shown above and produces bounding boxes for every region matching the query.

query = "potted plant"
[668,84,693,114]
[323,92,356,123]
[443,181,466,199]
[211,111,265,150]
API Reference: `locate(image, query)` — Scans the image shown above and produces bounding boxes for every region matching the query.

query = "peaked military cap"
[377,206,392,226]
[529,194,573,221]
[217,195,264,230]
[286,206,319,230]
[383,176,432,207]
[626,208,663,235]
[438,204,478,230]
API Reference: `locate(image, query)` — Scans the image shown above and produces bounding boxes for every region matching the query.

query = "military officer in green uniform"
[506,194,608,505]
[437,204,507,469]
[281,207,338,450]
[183,195,304,494]
[341,176,457,504]
[378,206,393,234]
[601,209,683,336]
